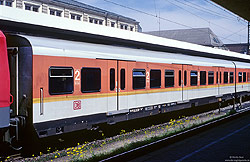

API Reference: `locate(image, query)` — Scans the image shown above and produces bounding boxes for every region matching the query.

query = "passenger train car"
[0,6,250,149]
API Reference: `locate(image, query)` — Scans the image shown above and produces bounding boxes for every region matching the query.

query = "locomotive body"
[0,31,10,133]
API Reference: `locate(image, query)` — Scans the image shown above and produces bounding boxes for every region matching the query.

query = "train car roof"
[0,5,250,63]
[9,34,250,69]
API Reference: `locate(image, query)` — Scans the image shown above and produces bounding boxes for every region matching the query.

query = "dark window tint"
[50,10,55,15]
[89,18,93,23]
[49,67,74,95]
[200,71,206,85]
[110,68,115,91]
[220,72,222,84]
[6,1,12,6]
[243,72,246,82]
[208,71,214,85]
[184,71,187,86]
[216,72,218,84]
[133,69,146,89]
[121,69,125,90]
[150,69,161,88]
[33,6,39,12]
[56,11,62,17]
[238,72,242,82]
[190,71,198,86]
[77,16,81,20]
[0,1,3,5]
[224,72,228,84]
[230,72,234,83]
[165,70,174,87]
[25,5,31,10]
[81,68,101,93]
[179,70,181,86]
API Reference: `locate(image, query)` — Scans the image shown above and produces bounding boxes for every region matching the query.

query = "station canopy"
[211,0,250,21]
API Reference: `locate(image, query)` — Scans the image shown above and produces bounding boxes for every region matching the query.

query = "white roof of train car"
[0,5,250,62]
[21,34,250,69]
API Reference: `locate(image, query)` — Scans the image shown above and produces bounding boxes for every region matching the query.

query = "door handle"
[40,88,44,115]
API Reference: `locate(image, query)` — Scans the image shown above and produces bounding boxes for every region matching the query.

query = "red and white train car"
[0,6,250,148]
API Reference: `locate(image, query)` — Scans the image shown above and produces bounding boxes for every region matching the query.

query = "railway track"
[1,100,250,162]
[0,154,22,162]
[100,104,250,162]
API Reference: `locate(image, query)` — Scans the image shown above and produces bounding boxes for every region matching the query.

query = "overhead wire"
[222,27,248,40]
[103,0,242,43]
[179,0,243,23]
[167,0,237,43]
[173,0,247,39]
[103,0,192,29]
[203,0,248,24]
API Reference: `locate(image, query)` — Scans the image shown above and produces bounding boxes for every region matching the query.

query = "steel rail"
[100,103,250,162]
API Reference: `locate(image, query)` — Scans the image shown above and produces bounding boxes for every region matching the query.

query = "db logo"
[73,100,81,110]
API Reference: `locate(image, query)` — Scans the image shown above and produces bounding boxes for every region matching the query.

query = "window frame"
[150,69,161,89]
[184,70,187,86]
[200,71,207,85]
[230,72,234,83]
[224,72,228,84]
[238,72,242,83]
[81,67,101,93]
[49,67,74,95]
[216,72,218,84]
[49,8,62,17]
[24,3,40,12]
[110,68,115,91]
[133,69,146,90]
[71,13,82,21]
[243,72,246,82]
[165,70,175,88]
[208,71,214,85]
[5,0,12,7]
[178,70,182,86]
[190,70,198,86]
[120,69,125,90]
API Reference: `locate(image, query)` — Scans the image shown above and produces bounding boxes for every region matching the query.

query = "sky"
[77,0,248,44]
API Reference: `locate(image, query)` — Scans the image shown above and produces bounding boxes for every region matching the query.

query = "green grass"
[71,114,227,162]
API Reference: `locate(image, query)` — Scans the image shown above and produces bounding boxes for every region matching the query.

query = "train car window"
[208,71,214,85]
[243,72,246,82]
[190,71,197,86]
[220,72,222,84]
[49,67,74,95]
[5,1,12,7]
[248,72,250,82]
[230,72,234,83]
[150,69,161,88]
[179,70,182,86]
[184,71,187,86]
[81,68,101,93]
[165,70,174,87]
[238,72,242,83]
[121,69,125,90]
[200,71,206,85]
[216,72,218,84]
[224,72,228,84]
[110,68,115,91]
[133,69,146,89]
